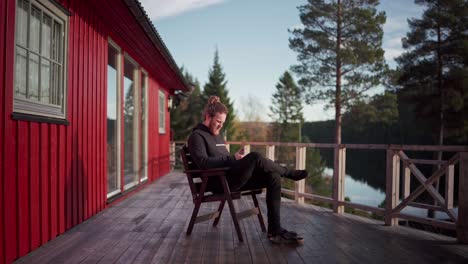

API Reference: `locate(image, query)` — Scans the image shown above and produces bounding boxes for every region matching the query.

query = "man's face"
[207,112,227,136]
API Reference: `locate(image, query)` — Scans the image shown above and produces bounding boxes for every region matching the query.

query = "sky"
[140,0,424,122]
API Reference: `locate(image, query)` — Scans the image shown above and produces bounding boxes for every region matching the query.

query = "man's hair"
[204,96,228,117]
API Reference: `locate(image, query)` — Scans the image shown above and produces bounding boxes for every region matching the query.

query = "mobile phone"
[239,146,245,155]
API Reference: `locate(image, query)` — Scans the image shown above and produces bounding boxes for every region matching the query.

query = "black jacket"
[187,123,235,169]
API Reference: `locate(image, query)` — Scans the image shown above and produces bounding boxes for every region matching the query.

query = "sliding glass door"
[123,55,139,189]
[106,41,120,197]
[106,40,148,197]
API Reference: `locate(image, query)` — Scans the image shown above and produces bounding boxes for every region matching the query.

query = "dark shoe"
[285,170,308,181]
[269,229,304,244]
[267,228,298,238]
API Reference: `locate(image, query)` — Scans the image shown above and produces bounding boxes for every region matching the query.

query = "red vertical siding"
[29,123,40,251]
[83,1,89,220]
[18,121,29,256]
[0,0,4,258]
[68,0,77,230]
[91,13,96,216]
[40,123,50,244]
[50,125,58,240]
[77,0,84,224]
[100,27,107,211]
[4,0,18,262]
[1,0,182,262]
[58,125,66,234]
[147,78,159,181]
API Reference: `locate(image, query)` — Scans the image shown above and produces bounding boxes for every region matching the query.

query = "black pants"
[226,152,287,233]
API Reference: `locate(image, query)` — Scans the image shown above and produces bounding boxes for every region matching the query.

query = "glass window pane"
[41,14,52,58]
[107,45,119,193]
[53,64,61,105]
[40,58,50,103]
[29,5,41,53]
[15,47,28,98]
[123,57,137,186]
[159,92,165,132]
[140,74,146,180]
[15,0,29,47]
[28,53,39,101]
[52,21,62,62]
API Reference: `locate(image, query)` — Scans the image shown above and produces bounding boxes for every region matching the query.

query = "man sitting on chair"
[187,95,308,244]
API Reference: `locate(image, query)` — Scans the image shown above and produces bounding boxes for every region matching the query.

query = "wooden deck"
[16,172,468,264]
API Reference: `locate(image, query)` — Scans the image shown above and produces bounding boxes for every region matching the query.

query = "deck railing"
[171,141,468,244]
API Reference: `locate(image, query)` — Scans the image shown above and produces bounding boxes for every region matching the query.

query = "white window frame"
[140,70,148,182]
[13,0,69,119]
[159,90,166,134]
[123,53,140,191]
[106,39,122,199]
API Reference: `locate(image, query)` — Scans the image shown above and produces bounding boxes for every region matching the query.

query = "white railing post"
[333,146,346,213]
[385,149,400,226]
[457,152,468,244]
[403,166,411,198]
[170,142,176,170]
[445,165,454,209]
[243,144,250,154]
[264,145,275,193]
[266,145,275,161]
[295,146,306,204]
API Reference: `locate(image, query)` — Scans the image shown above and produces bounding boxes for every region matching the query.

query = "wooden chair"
[180,145,266,242]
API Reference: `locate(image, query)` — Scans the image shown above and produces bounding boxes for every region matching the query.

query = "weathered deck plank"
[15,171,468,264]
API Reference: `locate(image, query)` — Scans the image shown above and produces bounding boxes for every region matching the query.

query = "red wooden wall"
[0,0,178,263]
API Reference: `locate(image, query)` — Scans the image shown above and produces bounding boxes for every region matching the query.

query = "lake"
[322,168,456,220]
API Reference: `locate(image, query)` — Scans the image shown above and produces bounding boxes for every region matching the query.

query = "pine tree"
[396,0,468,145]
[396,0,468,217]
[270,71,304,143]
[202,50,236,138]
[289,0,387,144]
[170,69,204,140]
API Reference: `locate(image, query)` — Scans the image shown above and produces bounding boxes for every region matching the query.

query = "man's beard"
[209,120,221,135]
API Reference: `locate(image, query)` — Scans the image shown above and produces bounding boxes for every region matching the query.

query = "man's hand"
[235,146,245,160]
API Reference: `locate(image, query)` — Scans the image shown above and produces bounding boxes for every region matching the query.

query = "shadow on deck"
[16,172,468,264]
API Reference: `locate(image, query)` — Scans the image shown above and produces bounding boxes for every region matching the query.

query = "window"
[140,71,148,182]
[14,0,68,119]
[158,90,165,134]
[123,54,139,189]
[106,40,149,197]
[107,41,121,197]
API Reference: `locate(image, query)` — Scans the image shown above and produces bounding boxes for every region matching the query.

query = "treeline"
[171,0,468,198]
[303,87,468,192]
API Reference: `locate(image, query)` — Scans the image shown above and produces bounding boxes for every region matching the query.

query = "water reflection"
[322,168,457,220]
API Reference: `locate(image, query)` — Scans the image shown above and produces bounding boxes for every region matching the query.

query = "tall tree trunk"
[335,0,342,145]
[430,6,444,218]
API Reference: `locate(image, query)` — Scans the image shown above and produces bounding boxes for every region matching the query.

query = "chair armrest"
[184,167,229,176]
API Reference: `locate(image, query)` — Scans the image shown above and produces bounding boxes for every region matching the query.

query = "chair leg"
[213,199,226,227]
[220,179,243,242]
[226,195,243,242]
[252,194,266,232]
[187,179,208,236]
[187,198,202,235]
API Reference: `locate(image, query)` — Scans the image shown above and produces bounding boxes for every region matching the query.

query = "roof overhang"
[124,0,191,92]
